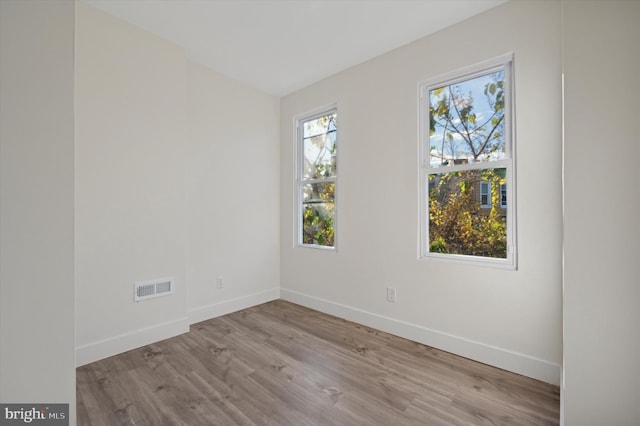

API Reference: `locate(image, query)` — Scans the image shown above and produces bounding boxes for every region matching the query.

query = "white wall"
[280,0,563,384]
[562,1,640,424]
[75,3,281,365]
[0,0,76,419]
[75,3,189,364]
[186,62,280,323]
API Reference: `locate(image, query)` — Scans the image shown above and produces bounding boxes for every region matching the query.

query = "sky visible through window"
[303,113,336,180]
[429,70,505,168]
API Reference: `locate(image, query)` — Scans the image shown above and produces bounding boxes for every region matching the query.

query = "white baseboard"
[280,288,561,385]
[75,317,189,367]
[75,288,280,367]
[187,287,280,325]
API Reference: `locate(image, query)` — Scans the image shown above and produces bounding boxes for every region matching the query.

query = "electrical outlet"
[386,287,397,303]
[216,276,224,289]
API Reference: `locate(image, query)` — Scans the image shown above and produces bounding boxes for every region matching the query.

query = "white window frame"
[295,105,338,250]
[419,54,517,269]
[500,183,507,208]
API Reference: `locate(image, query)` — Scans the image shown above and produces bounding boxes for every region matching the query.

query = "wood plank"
[77,300,559,425]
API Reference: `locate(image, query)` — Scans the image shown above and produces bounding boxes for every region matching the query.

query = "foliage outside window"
[296,108,337,248]
[420,55,516,267]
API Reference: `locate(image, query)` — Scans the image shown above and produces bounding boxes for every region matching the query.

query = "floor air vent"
[135,277,174,302]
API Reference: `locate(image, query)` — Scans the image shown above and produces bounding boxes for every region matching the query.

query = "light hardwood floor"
[77,300,560,425]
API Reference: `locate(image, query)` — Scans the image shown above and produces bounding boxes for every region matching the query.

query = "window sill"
[422,252,517,270]
[296,243,336,252]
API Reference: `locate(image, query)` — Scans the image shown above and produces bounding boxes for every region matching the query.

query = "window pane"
[303,113,337,180]
[428,168,507,258]
[429,70,506,168]
[302,182,335,246]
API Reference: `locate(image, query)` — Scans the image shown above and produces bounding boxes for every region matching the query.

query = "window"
[481,181,508,209]
[480,181,491,208]
[500,183,507,208]
[420,55,516,268]
[296,107,337,248]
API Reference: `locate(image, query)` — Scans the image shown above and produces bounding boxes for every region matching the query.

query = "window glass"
[297,109,337,248]
[421,56,515,267]
[429,70,505,168]
[303,114,337,180]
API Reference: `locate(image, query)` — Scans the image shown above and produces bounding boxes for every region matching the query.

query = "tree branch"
[476,115,504,158]
[448,86,476,158]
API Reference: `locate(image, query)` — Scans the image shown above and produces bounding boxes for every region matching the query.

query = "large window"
[296,107,337,248]
[420,55,516,268]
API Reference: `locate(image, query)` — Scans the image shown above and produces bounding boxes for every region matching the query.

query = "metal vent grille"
[134,278,174,302]
[155,280,172,294]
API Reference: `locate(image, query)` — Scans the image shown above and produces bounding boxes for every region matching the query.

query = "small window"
[296,107,337,248]
[500,183,507,208]
[480,181,491,208]
[420,55,516,268]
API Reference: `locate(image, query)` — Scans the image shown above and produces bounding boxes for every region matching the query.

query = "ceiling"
[83,0,507,96]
